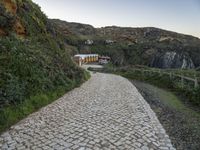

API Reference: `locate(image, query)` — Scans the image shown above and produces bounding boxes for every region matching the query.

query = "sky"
[32,0,200,38]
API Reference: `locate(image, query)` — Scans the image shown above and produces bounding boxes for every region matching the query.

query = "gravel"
[132,80,200,150]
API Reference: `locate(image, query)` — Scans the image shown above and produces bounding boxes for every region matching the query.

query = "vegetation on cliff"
[0,0,89,132]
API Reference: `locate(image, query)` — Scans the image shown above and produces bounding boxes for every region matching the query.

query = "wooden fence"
[88,67,199,89]
[128,68,199,89]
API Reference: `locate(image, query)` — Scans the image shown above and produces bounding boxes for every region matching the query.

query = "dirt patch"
[0,28,7,36]
[131,80,200,150]
[3,0,17,15]
[1,0,26,37]
[13,19,26,37]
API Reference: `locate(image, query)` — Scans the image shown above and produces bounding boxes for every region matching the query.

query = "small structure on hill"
[98,56,111,65]
[74,54,99,66]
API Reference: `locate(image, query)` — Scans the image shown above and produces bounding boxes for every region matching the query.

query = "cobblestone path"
[0,73,175,150]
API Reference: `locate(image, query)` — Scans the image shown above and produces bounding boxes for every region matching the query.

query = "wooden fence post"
[141,70,144,76]
[194,75,199,88]
[159,69,164,77]
[169,72,172,80]
[181,75,184,88]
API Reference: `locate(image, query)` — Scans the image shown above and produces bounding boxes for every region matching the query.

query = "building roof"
[74,54,98,59]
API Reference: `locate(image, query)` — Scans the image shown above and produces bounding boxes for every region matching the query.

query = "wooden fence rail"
[132,69,199,88]
[88,67,199,89]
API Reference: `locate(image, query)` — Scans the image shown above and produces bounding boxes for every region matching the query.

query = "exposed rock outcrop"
[85,39,93,45]
[151,51,195,69]
[0,0,26,37]
[14,18,26,37]
[105,39,115,44]
[3,0,17,15]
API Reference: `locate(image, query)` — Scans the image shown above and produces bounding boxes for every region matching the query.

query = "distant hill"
[0,0,86,107]
[51,19,200,69]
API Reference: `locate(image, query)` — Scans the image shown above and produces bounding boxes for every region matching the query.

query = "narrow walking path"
[0,72,174,150]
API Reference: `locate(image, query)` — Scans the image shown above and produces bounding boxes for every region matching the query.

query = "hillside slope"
[51,19,200,69]
[0,0,87,108]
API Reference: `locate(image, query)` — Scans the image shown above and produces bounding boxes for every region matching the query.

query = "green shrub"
[0,71,90,133]
[0,0,90,132]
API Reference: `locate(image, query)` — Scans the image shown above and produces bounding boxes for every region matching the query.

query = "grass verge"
[132,80,200,149]
[120,70,200,106]
[0,71,90,133]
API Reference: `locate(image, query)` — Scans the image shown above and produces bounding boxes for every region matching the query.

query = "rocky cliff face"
[151,51,195,69]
